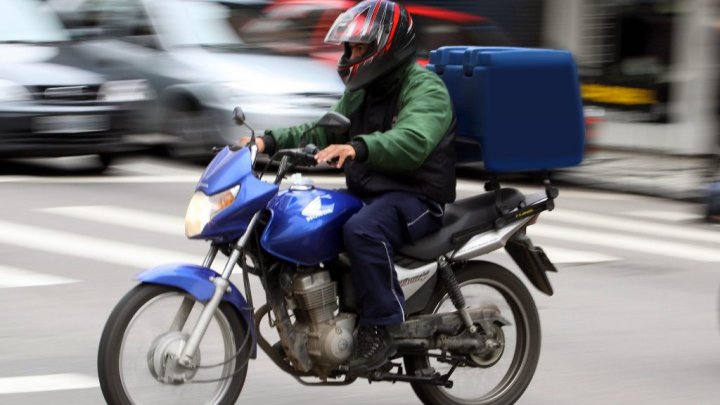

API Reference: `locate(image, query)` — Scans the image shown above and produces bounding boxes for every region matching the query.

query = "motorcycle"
[98,107,559,405]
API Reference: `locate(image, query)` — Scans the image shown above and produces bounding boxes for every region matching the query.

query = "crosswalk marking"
[38,206,617,265]
[529,224,720,262]
[34,205,720,265]
[41,206,184,236]
[624,210,702,222]
[0,265,78,288]
[546,209,720,244]
[118,161,203,176]
[0,374,98,394]
[0,220,201,268]
[0,175,199,184]
[539,245,619,264]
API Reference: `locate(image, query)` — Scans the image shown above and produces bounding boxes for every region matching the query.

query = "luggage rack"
[484,172,558,230]
[449,173,558,247]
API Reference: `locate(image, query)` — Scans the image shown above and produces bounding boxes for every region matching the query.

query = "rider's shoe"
[347,325,395,374]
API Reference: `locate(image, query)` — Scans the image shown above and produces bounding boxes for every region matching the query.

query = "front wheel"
[405,261,541,405]
[98,284,250,405]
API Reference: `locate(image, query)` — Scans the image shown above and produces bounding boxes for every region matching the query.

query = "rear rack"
[450,175,558,246]
[491,176,558,229]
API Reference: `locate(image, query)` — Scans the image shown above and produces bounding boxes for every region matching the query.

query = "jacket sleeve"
[264,92,353,152]
[353,71,453,171]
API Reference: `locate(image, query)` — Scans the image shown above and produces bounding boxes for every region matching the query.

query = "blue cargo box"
[427,46,585,173]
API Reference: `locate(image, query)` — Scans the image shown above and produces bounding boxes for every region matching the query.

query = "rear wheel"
[404,261,541,405]
[98,284,250,405]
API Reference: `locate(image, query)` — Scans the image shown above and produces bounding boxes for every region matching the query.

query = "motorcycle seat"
[398,188,526,262]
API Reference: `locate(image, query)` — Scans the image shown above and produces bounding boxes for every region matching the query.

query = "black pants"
[342,191,443,327]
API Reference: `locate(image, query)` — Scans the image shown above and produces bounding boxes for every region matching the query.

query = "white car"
[0,0,151,170]
[62,0,345,160]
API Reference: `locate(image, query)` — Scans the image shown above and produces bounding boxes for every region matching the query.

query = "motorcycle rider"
[240,0,456,373]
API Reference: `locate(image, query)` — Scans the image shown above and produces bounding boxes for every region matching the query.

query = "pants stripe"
[381,240,405,321]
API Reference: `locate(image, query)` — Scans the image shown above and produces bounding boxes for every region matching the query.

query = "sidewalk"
[554,149,716,202]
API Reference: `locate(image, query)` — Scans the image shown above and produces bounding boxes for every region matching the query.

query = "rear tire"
[405,261,541,405]
[98,284,249,405]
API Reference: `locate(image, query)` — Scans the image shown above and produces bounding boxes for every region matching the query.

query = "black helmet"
[324,0,416,90]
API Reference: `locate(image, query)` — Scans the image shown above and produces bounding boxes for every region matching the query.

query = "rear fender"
[504,233,556,295]
[136,263,256,356]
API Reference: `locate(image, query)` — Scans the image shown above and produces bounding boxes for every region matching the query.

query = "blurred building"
[546,0,720,155]
[234,0,720,155]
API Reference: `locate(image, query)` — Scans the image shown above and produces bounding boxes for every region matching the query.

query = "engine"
[289,269,355,374]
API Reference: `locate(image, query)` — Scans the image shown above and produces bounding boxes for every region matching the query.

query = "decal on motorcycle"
[302,195,335,221]
[399,270,430,287]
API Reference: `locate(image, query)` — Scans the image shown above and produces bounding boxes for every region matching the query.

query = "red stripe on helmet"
[367,0,383,33]
[384,3,400,52]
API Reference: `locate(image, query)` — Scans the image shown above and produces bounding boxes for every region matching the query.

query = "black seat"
[398,188,526,262]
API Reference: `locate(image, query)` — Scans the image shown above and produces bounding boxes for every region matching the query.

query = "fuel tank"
[261,186,363,266]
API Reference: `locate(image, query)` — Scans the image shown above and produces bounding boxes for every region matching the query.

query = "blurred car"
[0,0,149,170]
[56,0,345,161]
[237,0,513,66]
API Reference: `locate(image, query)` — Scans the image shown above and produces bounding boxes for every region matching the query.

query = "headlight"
[0,80,31,102]
[185,185,240,238]
[98,79,152,102]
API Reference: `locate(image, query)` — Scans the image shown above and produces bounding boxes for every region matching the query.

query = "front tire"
[405,261,541,405]
[98,284,249,405]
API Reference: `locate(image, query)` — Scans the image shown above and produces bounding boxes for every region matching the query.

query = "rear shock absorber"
[437,256,477,333]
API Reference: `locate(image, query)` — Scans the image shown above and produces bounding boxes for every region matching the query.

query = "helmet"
[324,0,416,90]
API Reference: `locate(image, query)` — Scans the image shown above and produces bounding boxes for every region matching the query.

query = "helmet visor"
[324,1,391,46]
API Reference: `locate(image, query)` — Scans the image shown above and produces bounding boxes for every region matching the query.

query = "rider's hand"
[315,144,356,169]
[238,136,265,153]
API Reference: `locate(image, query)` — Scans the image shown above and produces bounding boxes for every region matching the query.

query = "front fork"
[177,212,261,368]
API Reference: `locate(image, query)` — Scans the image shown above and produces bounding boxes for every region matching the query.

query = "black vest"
[344,75,457,204]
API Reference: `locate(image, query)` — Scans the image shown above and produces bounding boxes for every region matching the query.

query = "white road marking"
[546,209,720,244]
[0,220,201,268]
[539,245,619,264]
[38,205,703,266]
[0,265,79,288]
[41,206,183,236]
[0,175,199,184]
[117,161,202,176]
[0,373,98,394]
[529,224,720,262]
[624,210,702,222]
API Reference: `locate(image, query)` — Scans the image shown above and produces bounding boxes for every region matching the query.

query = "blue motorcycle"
[98,108,559,405]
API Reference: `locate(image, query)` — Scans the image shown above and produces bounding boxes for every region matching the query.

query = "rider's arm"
[353,65,453,171]
[263,90,361,155]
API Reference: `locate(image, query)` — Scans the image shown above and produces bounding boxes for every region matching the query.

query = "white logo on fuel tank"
[301,195,335,221]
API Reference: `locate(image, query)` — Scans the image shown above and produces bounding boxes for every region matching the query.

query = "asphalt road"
[0,155,719,405]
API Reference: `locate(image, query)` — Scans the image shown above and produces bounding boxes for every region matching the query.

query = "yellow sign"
[581,83,657,106]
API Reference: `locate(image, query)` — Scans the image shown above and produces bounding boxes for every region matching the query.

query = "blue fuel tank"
[261,186,363,266]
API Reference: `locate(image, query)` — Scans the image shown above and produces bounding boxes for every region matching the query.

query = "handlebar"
[275,144,319,167]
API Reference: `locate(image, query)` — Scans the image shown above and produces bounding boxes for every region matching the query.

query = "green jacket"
[266,62,456,202]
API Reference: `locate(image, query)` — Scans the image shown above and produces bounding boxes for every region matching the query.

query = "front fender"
[136,263,256,356]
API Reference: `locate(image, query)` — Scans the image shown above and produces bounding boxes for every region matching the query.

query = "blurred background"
[4,0,720,163]
[1,1,720,404]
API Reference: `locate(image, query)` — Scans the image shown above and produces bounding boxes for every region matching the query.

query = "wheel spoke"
[430,282,521,402]
[99,286,248,405]
[404,264,540,405]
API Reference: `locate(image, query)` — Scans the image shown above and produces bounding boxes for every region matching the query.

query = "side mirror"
[233,107,246,126]
[316,111,350,135]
